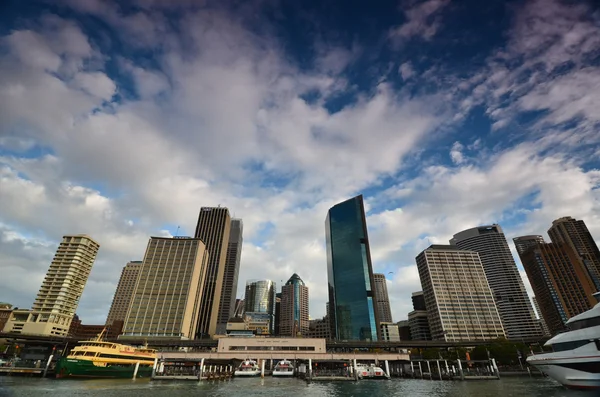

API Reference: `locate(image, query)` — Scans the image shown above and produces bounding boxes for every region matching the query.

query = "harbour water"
[0,377,593,397]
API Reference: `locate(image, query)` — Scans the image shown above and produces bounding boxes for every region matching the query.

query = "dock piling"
[132,362,140,379]
[42,354,53,378]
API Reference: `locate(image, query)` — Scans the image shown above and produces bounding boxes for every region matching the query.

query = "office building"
[396,320,412,340]
[548,216,600,290]
[407,291,431,340]
[274,294,281,336]
[3,235,99,337]
[373,273,393,323]
[514,236,596,335]
[451,225,541,340]
[280,273,309,337]
[216,219,243,334]
[0,303,13,332]
[244,280,276,334]
[307,316,331,339]
[120,237,209,340]
[233,299,245,318]
[415,245,505,341]
[194,206,232,338]
[380,322,400,341]
[532,296,550,337]
[105,261,142,327]
[69,314,122,340]
[326,195,380,341]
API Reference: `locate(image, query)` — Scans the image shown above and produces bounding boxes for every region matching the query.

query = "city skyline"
[1,0,600,327]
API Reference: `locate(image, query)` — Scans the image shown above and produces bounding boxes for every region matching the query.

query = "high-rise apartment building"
[548,216,600,290]
[451,225,541,340]
[105,261,142,327]
[408,291,431,340]
[326,195,380,341]
[380,322,400,341]
[514,236,596,336]
[216,219,243,334]
[194,207,231,338]
[280,273,309,337]
[532,296,550,337]
[244,280,276,334]
[4,235,100,337]
[415,245,505,341]
[373,273,393,323]
[120,237,209,340]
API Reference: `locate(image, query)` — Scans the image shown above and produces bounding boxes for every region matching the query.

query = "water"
[0,377,593,397]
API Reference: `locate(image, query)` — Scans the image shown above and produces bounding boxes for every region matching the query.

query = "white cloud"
[399,61,415,80]
[389,0,451,43]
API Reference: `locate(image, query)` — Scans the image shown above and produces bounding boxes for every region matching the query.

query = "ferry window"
[552,340,589,352]
[85,352,96,356]
[595,340,600,351]
[569,317,600,331]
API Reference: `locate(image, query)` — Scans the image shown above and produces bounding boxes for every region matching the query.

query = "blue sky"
[1,0,599,324]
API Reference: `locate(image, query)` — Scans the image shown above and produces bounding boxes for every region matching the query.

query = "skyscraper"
[450,225,541,340]
[532,296,550,337]
[514,236,597,336]
[3,235,99,337]
[373,273,393,323]
[194,206,231,338]
[280,273,309,337]
[244,280,276,334]
[408,291,431,340]
[415,245,505,341]
[326,195,380,341]
[121,237,209,340]
[548,216,600,290]
[216,218,243,334]
[105,261,142,327]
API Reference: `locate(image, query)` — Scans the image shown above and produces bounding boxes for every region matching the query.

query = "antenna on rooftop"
[175,226,180,237]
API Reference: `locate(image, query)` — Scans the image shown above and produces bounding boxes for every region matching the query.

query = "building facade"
[396,320,412,340]
[415,245,505,341]
[451,225,541,340]
[216,219,243,334]
[373,273,393,324]
[514,236,597,336]
[244,280,276,334]
[105,261,142,327]
[307,316,331,339]
[280,273,309,337]
[548,216,600,290]
[326,195,380,341]
[120,237,209,340]
[194,207,232,338]
[4,235,99,337]
[0,303,13,332]
[380,322,400,341]
[532,296,550,337]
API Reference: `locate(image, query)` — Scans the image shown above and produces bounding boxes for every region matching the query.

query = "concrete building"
[243,312,273,336]
[274,293,281,336]
[548,216,600,290]
[194,207,232,338]
[233,299,245,318]
[532,296,550,337]
[105,261,142,328]
[373,273,393,324]
[69,314,122,340]
[412,291,426,311]
[120,237,209,340]
[396,320,412,340]
[0,303,13,332]
[326,195,380,341]
[216,219,243,334]
[451,225,541,340]
[244,280,276,334]
[307,316,331,339]
[415,245,505,341]
[280,273,309,337]
[3,235,99,337]
[380,322,400,341]
[514,236,597,336]
[407,291,431,340]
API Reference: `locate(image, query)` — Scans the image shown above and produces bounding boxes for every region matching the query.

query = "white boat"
[272,359,294,376]
[527,292,600,390]
[234,359,261,377]
[356,363,390,380]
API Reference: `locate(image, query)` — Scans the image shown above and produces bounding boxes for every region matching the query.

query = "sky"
[1,0,599,326]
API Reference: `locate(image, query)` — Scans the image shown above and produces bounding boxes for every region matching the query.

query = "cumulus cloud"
[0,0,599,327]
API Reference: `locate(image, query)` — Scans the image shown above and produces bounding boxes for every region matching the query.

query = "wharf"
[0,367,54,377]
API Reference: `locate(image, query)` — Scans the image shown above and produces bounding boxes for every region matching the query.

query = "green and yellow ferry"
[55,331,157,379]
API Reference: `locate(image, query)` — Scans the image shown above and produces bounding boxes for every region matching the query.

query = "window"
[552,340,590,352]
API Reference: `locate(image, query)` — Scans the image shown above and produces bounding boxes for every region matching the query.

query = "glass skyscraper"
[244,280,276,334]
[326,195,379,341]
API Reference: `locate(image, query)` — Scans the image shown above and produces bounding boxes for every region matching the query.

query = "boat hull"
[272,371,295,376]
[234,370,261,377]
[55,358,153,379]
[527,356,600,389]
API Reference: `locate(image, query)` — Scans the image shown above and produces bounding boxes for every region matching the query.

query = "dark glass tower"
[326,195,380,341]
